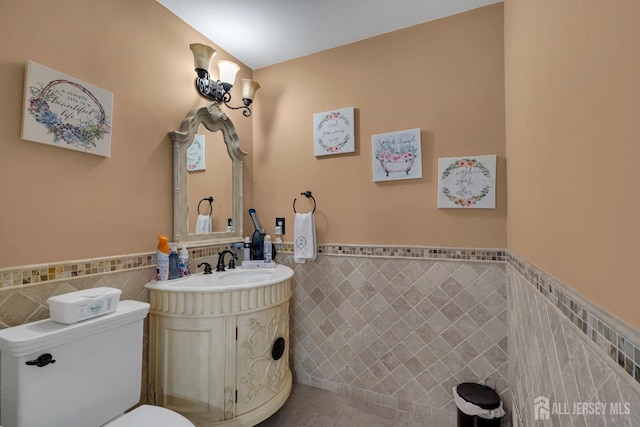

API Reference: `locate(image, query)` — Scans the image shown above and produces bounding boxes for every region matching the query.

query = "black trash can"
[455,382,502,427]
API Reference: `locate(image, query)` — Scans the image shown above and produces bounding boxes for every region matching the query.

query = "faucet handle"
[228,253,238,269]
[197,262,212,274]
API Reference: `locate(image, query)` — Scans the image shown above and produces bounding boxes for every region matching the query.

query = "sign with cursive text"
[313,107,355,156]
[437,155,496,208]
[22,60,113,157]
[372,128,422,182]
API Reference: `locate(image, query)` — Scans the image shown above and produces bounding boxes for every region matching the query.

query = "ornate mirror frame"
[170,102,247,246]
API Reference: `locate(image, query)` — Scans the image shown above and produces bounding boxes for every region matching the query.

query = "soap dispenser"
[168,243,180,280]
[178,245,190,277]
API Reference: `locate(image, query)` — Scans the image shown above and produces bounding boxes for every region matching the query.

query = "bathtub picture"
[372,128,422,182]
[437,154,496,208]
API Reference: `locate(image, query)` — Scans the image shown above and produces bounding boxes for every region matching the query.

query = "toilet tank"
[0,300,150,427]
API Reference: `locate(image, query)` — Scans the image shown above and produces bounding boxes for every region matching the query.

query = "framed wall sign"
[437,154,496,208]
[187,134,206,171]
[313,107,355,156]
[372,128,422,182]
[22,60,113,157]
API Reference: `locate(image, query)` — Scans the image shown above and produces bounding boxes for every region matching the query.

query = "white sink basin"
[217,269,275,285]
[145,264,294,292]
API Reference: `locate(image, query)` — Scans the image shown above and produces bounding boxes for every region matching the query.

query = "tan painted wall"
[505,0,640,328]
[1,3,505,268]
[0,0,254,268]
[252,4,506,248]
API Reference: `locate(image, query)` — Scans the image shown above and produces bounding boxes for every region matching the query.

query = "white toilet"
[0,299,195,427]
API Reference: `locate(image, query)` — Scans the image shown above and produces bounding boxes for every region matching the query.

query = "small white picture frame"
[437,154,497,208]
[187,134,206,172]
[313,107,355,156]
[372,128,422,182]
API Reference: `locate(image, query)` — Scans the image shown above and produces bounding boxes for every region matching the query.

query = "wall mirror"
[170,103,247,246]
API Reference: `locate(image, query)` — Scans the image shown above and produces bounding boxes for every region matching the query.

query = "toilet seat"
[104,404,195,427]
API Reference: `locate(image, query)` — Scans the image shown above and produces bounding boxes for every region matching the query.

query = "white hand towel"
[294,212,317,263]
[195,214,212,234]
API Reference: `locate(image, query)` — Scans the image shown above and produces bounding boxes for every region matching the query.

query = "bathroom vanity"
[145,265,294,427]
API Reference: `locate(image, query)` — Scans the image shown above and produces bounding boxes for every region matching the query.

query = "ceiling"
[157,0,502,70]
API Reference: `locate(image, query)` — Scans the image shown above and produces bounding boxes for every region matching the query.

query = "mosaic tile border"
[0,244,236,289]
[0,244,506,290]
[278,243,506,261]
[507,251,640,387]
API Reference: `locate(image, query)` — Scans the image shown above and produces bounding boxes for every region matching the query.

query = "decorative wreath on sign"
[441,158,492,207]
[27,80,111,152]
[316,111,351,153]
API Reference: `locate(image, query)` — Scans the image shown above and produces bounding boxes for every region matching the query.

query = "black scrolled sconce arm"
[221,98,254,117]
[194,70,225,104]
[193,70,253,117]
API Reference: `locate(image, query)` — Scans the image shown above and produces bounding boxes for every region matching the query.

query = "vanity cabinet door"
[235,301,290,416]
[149,314,236,424]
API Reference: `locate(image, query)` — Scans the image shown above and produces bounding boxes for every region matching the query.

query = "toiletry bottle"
[243,237,251,262]
[226,218,233,232]
[264,235,272,263]
[156,235,170,281]
[168,243,180,280]
[178,245,190,277]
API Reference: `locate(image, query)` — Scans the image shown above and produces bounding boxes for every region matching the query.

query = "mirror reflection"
[186,126,233,235]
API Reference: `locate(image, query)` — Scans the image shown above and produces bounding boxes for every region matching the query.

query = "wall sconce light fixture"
[189,43,260,117]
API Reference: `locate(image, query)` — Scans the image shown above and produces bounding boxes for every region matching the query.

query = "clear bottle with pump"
[156,235,170,281]
[178,245,190,277]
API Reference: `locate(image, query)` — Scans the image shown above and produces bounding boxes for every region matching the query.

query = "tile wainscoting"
[2,245,639,426]
[507,252,640,426]
[0,244,509,427]
[276,247,510,426]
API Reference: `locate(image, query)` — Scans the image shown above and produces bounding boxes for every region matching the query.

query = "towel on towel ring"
[294,212,316,263]
[195,214,212,234]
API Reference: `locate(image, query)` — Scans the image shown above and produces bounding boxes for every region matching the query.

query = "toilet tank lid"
[0,300,149,357]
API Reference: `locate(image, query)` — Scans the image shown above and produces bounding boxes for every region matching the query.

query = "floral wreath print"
[441,158,492,207]
[187,139,203,171]
[316,111,351,153]
[295,236,308,250]
[27,79,111,152]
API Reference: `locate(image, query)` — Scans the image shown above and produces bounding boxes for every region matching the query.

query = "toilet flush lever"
[26,353,56,367]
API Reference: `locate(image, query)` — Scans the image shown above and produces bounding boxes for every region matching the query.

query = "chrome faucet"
[216,250,237,272]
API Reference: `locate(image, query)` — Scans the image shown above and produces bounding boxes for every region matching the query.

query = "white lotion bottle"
[264,235,272,263]
[243,236,251,262]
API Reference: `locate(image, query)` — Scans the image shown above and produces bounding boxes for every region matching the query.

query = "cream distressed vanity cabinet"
[146,268,293,427]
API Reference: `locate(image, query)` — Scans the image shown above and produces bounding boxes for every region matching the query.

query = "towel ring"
[198,196,214,215]
[293,190,316,214]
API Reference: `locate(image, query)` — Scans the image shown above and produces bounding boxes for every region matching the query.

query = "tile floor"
[255,383,456,427]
